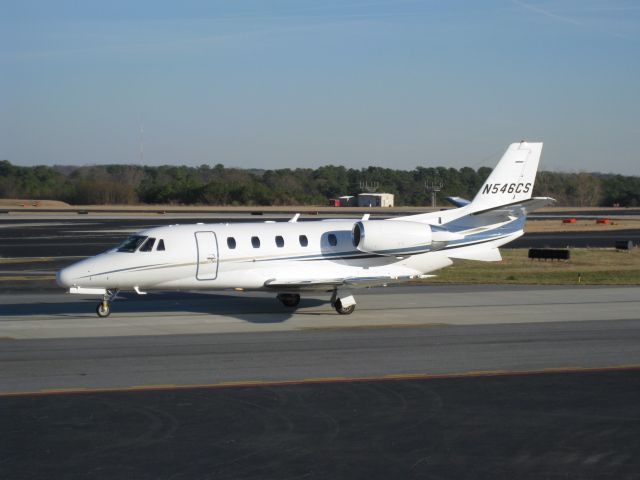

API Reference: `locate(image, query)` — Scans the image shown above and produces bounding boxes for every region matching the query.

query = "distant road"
[511,229,640,249]
[2,203,640,218]
[1,216,638,258]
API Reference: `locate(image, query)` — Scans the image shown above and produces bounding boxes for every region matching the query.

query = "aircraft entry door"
[195,231,219,280]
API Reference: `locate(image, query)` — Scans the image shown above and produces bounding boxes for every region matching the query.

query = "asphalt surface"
[2,284,640,480]
[3,369,639,480]
[2,285,639,341]
[1,303,640,391]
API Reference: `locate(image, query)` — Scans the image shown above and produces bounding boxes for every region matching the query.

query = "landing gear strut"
[277,293,301,308]
[96,289,119,318]
[331,290,356,315]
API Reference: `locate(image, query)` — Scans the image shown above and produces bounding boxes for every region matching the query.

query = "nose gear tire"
[96,303,111,318]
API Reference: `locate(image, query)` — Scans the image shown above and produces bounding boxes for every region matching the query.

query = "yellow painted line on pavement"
[1,364,640,398]
[40,387,88,394]
[302,323,448,331]
[383,373,434,379]
[302,377,349,382]
[127,384,177,390]
[218,380,270,387]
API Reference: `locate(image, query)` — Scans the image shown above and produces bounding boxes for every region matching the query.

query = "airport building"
[357,193,394,207]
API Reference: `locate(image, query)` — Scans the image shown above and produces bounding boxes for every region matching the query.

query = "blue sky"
[1,0,639,174]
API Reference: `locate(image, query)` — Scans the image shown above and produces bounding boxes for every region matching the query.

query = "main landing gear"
[276,290,357,314]
[96,289,119,318]
[330,290,356,315]
[277,293,301,308]
[333,298,356,315]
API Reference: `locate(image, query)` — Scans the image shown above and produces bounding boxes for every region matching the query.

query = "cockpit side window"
[157,239,165,251]
[117,235,147,252]
[139,237,156,252]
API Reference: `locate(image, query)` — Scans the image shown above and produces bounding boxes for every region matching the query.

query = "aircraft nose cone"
[56,267,74,288]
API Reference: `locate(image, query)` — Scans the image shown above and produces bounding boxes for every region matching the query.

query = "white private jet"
[57,141,553,317]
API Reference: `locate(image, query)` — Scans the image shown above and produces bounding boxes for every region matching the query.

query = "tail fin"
[469,141,543,213]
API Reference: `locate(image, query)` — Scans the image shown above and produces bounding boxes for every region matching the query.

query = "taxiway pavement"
[3,285,640,479]
[1,285,639,393]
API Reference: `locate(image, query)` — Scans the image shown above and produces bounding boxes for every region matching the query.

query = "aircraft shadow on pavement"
[0,292,329,324]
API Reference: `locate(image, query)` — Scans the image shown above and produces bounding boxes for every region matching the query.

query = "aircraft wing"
[264,274,434,291]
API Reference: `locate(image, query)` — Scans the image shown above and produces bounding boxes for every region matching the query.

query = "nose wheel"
[96,302,111,317]
[96,289,119,318]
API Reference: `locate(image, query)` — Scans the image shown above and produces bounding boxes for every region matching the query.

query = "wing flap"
[264,274,434,290]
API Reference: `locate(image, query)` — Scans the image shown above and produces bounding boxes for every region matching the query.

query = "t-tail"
[392,140,552,263]
[419,141,553,261]
[467,141,544,214]
[403,141,553,226]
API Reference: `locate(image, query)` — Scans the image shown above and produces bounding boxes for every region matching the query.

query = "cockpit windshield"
[117,235,147,252]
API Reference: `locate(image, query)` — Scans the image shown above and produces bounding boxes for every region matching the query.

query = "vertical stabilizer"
[469,141,543,213]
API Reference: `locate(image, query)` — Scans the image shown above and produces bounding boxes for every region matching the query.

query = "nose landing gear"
[96,289,119,318]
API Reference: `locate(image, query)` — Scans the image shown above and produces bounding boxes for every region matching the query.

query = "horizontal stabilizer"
[446,196,471,207]
[448,247,502,262]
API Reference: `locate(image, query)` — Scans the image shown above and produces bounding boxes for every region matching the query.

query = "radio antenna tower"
[359,180,380,193]
[139,122,144,165]
[425,176,443,208]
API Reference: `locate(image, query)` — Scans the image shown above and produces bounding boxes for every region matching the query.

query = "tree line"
[1,159,638,207]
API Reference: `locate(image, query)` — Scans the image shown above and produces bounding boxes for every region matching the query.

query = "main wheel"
[96,302,111,318]
[334,299,355,315]
[277,293,301,307]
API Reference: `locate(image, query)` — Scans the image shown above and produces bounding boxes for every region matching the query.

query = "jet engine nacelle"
[352,220,432,255]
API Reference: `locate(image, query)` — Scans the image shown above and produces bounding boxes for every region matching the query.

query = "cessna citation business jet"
[57,141,552,317]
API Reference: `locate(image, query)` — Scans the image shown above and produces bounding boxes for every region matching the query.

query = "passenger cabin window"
[139,237,156,252]
[328,234,337,246]
[275,236,284,248]
[251,236,261,248]
[227,237,236,249]
[117,235,147,252]
[299,235,308,247]
[156,239,165,251]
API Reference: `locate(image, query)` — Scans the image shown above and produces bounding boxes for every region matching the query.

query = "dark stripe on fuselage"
[78,262,169,279]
